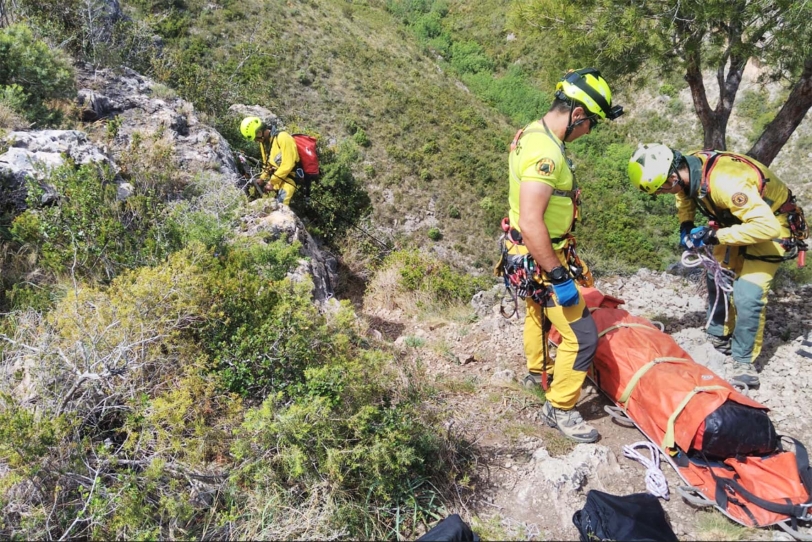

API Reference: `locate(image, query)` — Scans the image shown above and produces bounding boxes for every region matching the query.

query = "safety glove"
[689,226,719,248]
[552,279,579,307]
[548,266,579,307]
[679,221,695,249]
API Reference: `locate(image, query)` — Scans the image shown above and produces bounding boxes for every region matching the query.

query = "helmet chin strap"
[564,103,582,141]
[670,149,688,192]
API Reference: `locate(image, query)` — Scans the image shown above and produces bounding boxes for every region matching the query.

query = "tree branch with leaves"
[509,0,812,163]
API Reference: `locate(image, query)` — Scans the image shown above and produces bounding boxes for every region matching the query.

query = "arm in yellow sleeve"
[675,191,696,224]
[269,132,299,185]
[714,184,782,246]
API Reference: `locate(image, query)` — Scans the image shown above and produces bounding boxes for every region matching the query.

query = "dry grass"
[236,483,349,541]
[0,103,29,132]
[363,264,437,314]
[695,510,754,541]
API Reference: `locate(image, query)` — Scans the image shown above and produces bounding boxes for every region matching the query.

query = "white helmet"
[628,143,675,194]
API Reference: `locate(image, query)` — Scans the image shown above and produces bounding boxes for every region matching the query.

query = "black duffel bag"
[573,490,678,542]
[697,399,778,459]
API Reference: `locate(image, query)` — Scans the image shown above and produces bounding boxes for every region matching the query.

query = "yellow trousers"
[707,240,784,365]
[523,246,598,409]
[272,179,297,206]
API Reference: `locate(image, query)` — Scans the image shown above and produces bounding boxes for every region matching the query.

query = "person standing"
[628,143,808,388]
[240,116,299,205]
[506,68,624,442]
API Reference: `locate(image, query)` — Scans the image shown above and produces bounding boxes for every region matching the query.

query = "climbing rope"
[681,247,736,330]
[622,441,670,500]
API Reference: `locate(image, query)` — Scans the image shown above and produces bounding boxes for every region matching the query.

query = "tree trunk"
[748,56,812,166]
[685,48,716,149]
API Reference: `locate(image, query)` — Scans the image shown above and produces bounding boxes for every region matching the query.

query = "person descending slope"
[240,116,299,206]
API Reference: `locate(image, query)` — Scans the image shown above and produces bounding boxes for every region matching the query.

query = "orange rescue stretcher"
[548,288,812,539]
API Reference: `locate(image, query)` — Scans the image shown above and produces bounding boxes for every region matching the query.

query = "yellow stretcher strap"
[598,322,655,338]
[618,357,692,404]
[662,385,728,450]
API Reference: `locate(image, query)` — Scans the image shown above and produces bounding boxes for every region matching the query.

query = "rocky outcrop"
[75,64,240,183]
[240,200,338,304]
[0,64,338,304]
[0,130,115,209]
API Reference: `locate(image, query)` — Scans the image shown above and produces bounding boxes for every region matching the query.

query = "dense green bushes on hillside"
[0,24,75,126]
[0,240,469,539]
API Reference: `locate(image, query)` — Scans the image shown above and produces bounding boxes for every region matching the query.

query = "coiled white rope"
[681,247,736,330]
[622,441,670,500]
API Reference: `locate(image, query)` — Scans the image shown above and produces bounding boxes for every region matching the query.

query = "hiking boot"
[728,361,760,388]
[540,401,599,443]
[523,372,553,389]
[709,335,732,356]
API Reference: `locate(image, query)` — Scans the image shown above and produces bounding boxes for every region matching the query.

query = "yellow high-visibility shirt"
[259,131,300,189]
[508,121,576,250]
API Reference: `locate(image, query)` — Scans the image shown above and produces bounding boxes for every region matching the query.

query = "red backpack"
[292,134,320,176]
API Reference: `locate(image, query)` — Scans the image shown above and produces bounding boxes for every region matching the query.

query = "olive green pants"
[707,240,784,365]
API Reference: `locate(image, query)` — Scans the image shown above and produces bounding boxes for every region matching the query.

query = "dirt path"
[365,268,812,541]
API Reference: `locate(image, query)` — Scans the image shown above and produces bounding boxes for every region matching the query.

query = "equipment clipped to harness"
[782,194,809,268]
[563,236,594,288]
[495,217,595,317]
[495,218,549,318]
[741,194,809,267]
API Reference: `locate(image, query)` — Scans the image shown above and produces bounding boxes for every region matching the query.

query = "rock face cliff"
[0,64,337,303]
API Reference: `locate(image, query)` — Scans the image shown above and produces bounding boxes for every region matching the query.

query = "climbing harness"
[693,151,808,267]
[681,246,735,330]
[622,441,670,500]
[494,218,549,319]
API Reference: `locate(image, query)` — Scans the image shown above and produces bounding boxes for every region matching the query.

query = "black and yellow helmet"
[556,68,623,120]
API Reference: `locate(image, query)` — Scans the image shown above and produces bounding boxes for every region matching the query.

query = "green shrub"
[736,89,784,143]
[659,83,678,97]
[0,23,75,125]
[10,164,172,284]
[449,40,492,74]
[291,139,373,246]
[195,237,323,398]
[427,226,442,241]
[0,84,28,115]
[352,127,371,147]
[232,347,465,538]
[382,248,490,303]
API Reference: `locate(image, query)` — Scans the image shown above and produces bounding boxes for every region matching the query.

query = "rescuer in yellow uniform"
[629,143,808,388]
[240,116,299,205]
[507,68,624,442]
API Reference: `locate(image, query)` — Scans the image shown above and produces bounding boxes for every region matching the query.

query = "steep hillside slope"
[144,0,516,267]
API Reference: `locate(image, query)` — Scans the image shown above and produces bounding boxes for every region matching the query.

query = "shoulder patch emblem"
[536,158,555,175]
[731,192,749,207]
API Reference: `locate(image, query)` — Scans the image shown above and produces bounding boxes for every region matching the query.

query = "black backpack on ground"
[573,490,678,542]
[417,514,480,542]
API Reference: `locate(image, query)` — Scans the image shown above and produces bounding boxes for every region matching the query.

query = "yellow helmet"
[628,143,675,194]
[240,116,264,141]
[556,68,623,120]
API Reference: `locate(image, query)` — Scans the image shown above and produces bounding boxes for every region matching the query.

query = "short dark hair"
[549,95,587,115]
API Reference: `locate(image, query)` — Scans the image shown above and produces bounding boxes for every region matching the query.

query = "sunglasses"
[587,115,600,130]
